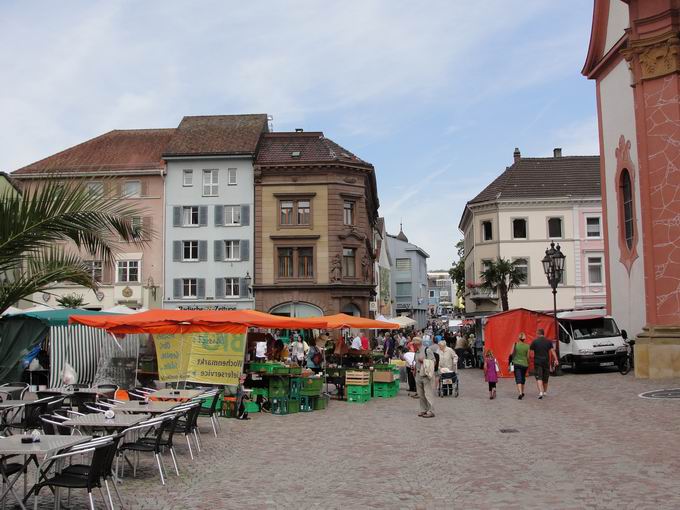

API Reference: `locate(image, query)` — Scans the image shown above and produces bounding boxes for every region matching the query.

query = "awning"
[390,316,417,328]
[295,313,398,330]
[69,309,329,334]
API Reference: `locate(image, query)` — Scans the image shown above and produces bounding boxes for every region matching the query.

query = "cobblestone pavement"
[5,369,680,510]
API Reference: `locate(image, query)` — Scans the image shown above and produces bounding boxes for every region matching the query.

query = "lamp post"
[542,242,566,370]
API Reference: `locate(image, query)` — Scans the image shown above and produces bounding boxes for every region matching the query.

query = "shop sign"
[154,331,247,385]
[177,305,237,311]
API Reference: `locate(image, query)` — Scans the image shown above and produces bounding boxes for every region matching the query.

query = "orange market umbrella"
[297,313,399,330]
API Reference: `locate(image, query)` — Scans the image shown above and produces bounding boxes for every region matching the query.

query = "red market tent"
[483,308,556,378]
[69,309,328,335]
[296,313,399,330]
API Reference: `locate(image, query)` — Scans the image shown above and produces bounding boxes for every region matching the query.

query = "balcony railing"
[467,287,498,301]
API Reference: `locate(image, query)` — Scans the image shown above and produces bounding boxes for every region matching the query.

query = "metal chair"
[0,382,28,400]
[5,396,55,434]
[119,417,175,485]
[197,391,221,437]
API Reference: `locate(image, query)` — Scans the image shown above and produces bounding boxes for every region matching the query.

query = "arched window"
[620,169,634,250]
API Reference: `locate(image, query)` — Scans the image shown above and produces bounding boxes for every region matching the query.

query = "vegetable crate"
[300,377,323,396]
[250,362,289,374]
[314,395,329,410]
[289,378,303,400]
[345,371,371,386]
[373,381,398,398]
[300,395,316,412]
[271,397,289,415]
[346,385,371,403]
[244,401,260,413]
[250,387,269,399]
[288,399,300,414]
[269,377,289,398]
[288,366,302,375]
[372,370,395,383]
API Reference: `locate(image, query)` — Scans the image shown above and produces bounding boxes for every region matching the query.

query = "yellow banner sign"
[154,332,246,385]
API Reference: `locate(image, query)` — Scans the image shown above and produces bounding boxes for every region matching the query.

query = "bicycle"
[619,338,635,375]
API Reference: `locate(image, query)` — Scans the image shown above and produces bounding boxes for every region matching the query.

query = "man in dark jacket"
[529,328,559,399]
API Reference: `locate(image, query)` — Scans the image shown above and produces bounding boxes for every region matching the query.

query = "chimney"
[513,147,521,163]
[295,128,304,133]
[553,147,562,158]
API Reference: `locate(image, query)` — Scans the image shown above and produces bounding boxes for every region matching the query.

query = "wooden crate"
[345,371,371,386]
[373,370,395,383]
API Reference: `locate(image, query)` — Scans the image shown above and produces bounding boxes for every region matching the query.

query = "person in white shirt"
[291,335,305,366]
[351,334,363,350]
[402,349,417,395]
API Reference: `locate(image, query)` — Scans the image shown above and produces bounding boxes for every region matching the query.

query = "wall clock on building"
[122,286,133,298]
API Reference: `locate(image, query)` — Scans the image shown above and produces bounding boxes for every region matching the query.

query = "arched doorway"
[269,302,323,318]
[341,303,361,316]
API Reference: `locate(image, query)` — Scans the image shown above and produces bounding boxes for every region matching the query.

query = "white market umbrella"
[391,316,417,328]
[102,305,147,314]
[1,306,22,316]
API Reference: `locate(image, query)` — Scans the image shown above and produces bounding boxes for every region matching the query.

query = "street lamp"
[542,242,566,368]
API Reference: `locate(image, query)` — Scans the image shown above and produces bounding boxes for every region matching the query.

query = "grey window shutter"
[214,205,224,226]
[239,278,248,298]
[173,241,182,262]
[173,279,182,299]
[240,240,250,261]
[197,278,206,299]
[199,206,208,226]
[241,205,250,226]
[215,278,225,299]
[214,240,224,261]
[199,241,208,261]
[173,207,181,227]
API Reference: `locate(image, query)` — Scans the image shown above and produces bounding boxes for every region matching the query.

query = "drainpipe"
[160,165,166,309]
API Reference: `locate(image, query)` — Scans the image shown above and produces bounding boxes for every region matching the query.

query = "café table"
[151,388,203,401]
[113,401,180,414]
[0,434,91,510]
[62,413,150,434]
[44,387,108,396]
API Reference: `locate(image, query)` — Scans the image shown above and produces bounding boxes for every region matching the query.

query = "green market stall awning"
[0,309,123,386]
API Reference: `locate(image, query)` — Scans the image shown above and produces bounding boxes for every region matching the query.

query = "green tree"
[0,179,150,314]
[479,257,524,311]
[449,239,465,302]
[56,293,88,308]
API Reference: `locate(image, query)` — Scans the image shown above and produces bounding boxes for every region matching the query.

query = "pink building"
[12,129,172,309]
[584,0,680,378]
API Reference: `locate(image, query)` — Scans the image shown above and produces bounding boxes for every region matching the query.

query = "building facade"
[583,0,680,378]
[11,129,172,310]
[386,227,429,329]
[253,131,380,318]
[162,115,267,310]
[427,271,455,316]
[374,217,393,318]
[459,149,606,314]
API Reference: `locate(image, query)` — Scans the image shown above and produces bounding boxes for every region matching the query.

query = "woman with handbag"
[509,332,530,400]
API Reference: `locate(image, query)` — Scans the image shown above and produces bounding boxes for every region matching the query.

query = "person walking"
[473,333,484,368]
[384,334,396,359]
[529,328,559,400]
[509,332,530,399]
[483,350,499,399]
[455,333,467,368]
[402,348,417,396]
[414,338,436,418]
[290,334,305,366]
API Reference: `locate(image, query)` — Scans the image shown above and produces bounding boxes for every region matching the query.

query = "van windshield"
[569,318,620,339]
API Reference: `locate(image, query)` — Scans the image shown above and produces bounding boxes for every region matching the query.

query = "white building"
[373,217,393,318]
[163,115,268,310]
[427,271,455,316]
[459,149,606,314]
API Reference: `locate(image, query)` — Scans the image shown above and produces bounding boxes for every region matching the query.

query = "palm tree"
[56,293,89,309]
[479,257,524,311]
[0,179,150,314]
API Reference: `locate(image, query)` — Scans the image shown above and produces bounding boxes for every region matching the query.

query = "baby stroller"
[438,371,459,397]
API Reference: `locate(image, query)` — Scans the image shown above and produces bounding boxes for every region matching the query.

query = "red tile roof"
[256,132,370,166]
[469,155,601,204]
[163,114,269,157]
[13,129,175,176]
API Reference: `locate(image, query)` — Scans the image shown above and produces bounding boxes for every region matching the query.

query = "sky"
[0,1,598,270]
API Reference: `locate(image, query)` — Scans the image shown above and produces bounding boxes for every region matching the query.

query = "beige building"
[11,129,171,310]
[459,149,606,314]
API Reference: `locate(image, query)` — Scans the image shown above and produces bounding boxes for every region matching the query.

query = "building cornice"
[11,168,165,179]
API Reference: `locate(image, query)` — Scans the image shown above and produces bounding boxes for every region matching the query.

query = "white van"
[557,309,628,370]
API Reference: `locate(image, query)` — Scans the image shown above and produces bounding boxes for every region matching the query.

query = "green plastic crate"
[300,378,323,396]
[289,378,303,400]
[346,385,371,397]
[269,377,289,398]
[288,366,302,375]
[271,397,289,415]
[288,399,300,414]
[250,362,288,374]
[244,401,260,413]
[314,396,328,410]
[250,387,269,398]
[347,393,370,403]
[300,395,316,412]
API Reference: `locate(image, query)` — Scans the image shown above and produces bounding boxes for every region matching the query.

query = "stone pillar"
[624,1,680,378]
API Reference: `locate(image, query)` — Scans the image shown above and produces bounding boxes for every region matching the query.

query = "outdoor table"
[0,434,92,510]
[62,413,150,433]
[151,388,203,401]
[113,401,180,414]
[45,387,107,396]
